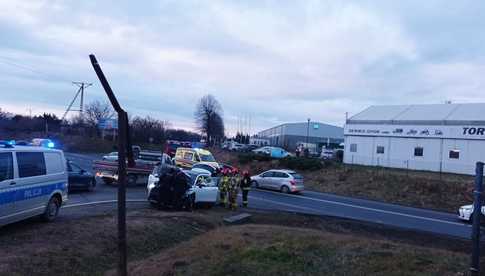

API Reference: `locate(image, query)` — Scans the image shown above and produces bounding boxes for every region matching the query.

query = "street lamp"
[306,118,310,144]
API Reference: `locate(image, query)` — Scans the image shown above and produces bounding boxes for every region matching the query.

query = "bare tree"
[84,100,115,127]
[194,94,225,145]
[130,116,169,144]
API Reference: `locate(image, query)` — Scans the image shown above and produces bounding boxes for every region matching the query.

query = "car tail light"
[290,180,296,186]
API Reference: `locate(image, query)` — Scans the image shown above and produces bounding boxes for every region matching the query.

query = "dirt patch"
[0,209,216,276]
[212,148,473,212]
[125,224,470,276]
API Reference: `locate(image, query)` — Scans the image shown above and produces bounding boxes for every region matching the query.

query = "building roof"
[258,122,344,139]
[348,103,485,125]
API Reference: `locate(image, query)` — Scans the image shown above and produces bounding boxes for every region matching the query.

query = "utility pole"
[61,82,92,122]
[72,81,92,120]
[90,54,134,276]
[470,162,484,275]
[306,118,311,144]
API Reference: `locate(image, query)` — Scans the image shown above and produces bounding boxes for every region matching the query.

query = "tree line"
[0,102,201,144]
[1,93,227,146]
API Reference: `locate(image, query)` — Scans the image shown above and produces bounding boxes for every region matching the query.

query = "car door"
[259,171,274,188]
[0,152,16,224]
[193,175,218,203]
[272,172,287,190]
[68,162,86,188]
[15,151,48,217]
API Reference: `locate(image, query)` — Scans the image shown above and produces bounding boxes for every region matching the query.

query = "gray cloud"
[1,0,484,135]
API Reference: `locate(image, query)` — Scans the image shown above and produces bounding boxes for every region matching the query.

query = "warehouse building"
[257,122,344,151]
[344,103,485,175]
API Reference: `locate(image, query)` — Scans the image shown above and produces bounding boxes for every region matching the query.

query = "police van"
[0,144,68,226]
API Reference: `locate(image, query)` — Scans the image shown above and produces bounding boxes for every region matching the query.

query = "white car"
[147,167,219,206]
[457,204,485,222]
[251,169,305,193]
[102,152,118,161]
[320,149,334,159]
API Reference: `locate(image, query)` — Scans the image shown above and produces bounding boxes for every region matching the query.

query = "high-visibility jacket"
[220,176,229,191]
[240,176,251,190]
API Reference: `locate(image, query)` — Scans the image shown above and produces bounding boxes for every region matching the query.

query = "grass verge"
[0,209,216,276]
[126,224,469,276]
[212,148,473,212]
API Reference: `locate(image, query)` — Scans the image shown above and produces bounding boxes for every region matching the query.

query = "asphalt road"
[64,152,473,239]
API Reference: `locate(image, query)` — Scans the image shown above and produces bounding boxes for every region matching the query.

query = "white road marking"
[253,189,469,227]
[63,199,146,209]
[247,195,319,213]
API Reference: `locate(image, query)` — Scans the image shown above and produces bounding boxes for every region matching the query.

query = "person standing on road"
[228,168,240,210]
[219,169,229,207]
[240,170,251,207]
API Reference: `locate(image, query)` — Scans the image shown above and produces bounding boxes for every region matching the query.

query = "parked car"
[102,152,118,161]
[458,204,485,222]
[164,140,181,157]
[244,144,259,152]
[251,169,304,193]
[0,144,68,226]
[252,146,271,155]
[229,143,244,151]
[269,147,291,158]
[67,161,95,191]
[174,147,218,169]
[320,149,334,159]
[147,167,219,208]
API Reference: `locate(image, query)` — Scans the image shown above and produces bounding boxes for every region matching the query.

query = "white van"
[0,145,68,226]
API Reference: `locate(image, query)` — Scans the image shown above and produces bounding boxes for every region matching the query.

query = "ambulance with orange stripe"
[174,148,219,169]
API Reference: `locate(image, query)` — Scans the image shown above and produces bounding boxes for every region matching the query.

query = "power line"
[0,55,71,83]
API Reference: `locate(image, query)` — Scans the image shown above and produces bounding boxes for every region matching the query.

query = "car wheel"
[127,174,138,186]
[103,177,114,185]
[42,196,60,222]
[251,181,259,188]
[87,179,96,192]
[281,186,290,194]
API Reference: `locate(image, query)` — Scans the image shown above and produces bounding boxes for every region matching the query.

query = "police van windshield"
[200,153,215,162]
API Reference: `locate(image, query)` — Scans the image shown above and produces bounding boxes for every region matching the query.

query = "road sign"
[98,118,118,129]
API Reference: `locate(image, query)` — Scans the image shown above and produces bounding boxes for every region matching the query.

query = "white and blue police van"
[0,143,68,226]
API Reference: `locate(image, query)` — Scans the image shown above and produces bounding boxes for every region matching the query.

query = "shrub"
[238,153,272,164]
[279,157,323,171]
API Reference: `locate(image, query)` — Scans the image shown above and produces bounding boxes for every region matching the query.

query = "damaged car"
[147,164,219,210]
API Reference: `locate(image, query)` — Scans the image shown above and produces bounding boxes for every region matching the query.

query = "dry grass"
[0,207,479,276]
[125,224,469,276]
[212,148,473,212]
[0,209,217,276]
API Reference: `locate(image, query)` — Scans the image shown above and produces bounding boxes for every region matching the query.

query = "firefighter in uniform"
[240,170,251,207]
[219,169,229,207]
[228,168,240,210]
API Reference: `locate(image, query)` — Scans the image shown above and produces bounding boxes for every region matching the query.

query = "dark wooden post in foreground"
[471,161,484,275]
[89,54,134,276]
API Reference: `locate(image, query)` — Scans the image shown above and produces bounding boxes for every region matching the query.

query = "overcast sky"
[0,0,484,135]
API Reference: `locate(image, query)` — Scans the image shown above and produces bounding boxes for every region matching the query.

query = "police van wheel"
[42,197,60,222]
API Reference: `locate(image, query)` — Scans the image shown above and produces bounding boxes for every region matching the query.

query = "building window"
[350,143,357,153]
[414,147,424,157]
[449,150,460,159]
[376,146,385,154]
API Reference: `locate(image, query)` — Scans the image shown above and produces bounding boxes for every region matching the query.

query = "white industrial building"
[344,103,485,175]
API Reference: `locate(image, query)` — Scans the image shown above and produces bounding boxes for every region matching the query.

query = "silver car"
[251,169,304,193]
